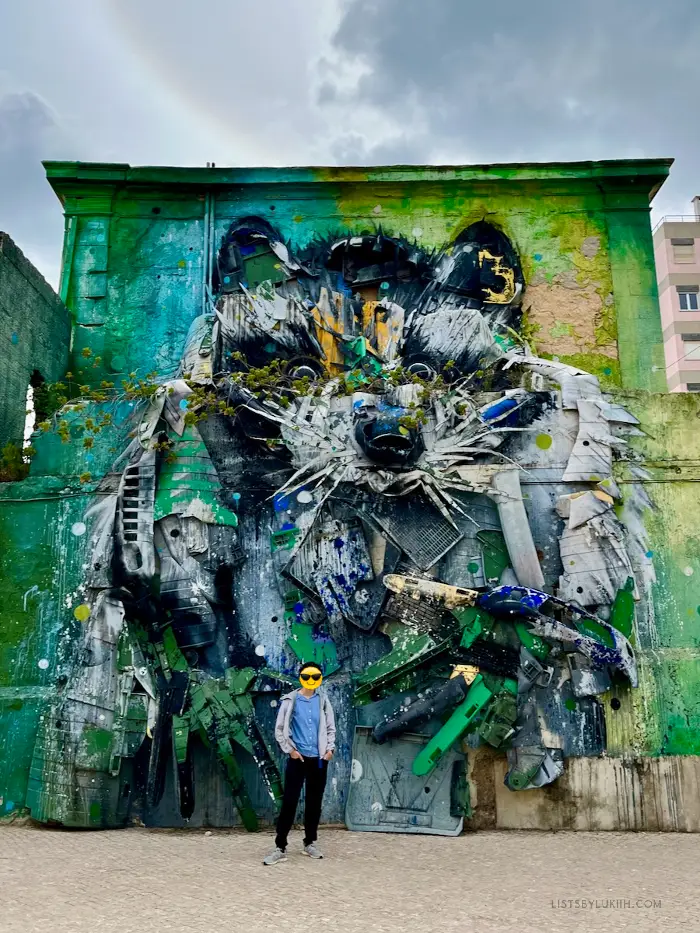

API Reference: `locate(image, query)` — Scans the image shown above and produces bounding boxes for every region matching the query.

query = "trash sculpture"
[27,218,640,831]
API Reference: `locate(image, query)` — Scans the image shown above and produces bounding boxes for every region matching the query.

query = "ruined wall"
[0,233,71,451]
[3,159,699,832]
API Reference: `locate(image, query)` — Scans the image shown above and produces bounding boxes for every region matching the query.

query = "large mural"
[24,215,646,833]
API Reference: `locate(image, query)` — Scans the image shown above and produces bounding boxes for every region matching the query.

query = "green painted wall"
[3,157,697,824]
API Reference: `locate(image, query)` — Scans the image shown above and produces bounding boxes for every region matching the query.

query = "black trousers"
[275,755,328,850]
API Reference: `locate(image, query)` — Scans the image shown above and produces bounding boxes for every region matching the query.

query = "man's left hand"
[322,750,333,761]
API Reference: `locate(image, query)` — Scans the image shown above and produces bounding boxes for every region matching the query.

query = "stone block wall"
[0,233,71,449]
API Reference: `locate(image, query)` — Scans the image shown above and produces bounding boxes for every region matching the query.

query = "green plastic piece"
[477,691,518,747]
[286,620,340,675]
[154,426,238,526]
[514,621,550,660]
[505,761,542,791]
[610,577,635,639]
[354,623,449,703]
[476,530,510,582]
[271,527,301,552]
[172,715,189,765]
[284,588,303,611]
[453,606,485,649]
[412,674,494,776]
[161,626,189,673]
[225,667,257,696]
[243,246,286,288]
[574,617,615,649]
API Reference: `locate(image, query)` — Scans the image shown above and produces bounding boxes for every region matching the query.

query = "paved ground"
[1,824,698,933]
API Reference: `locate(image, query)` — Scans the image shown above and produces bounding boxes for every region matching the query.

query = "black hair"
[299,661,322,675]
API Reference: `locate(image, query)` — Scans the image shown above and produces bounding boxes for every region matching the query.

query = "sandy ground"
[1,824,698,933]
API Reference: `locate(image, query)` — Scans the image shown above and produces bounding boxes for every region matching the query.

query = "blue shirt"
[290,692,320,757]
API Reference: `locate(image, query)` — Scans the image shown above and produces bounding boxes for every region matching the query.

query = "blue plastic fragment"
[480,397,519,423]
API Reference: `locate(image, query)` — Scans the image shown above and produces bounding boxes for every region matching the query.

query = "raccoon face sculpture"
[210,217,539,504]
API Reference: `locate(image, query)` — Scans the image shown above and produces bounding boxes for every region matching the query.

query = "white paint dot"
[372,204,382,214]
[297,490,313,504]
[350,759,363,783]
[270,700,278,708]
[71,522,87,536]
[99,714,105,721]
[255,644,266,657]
[412,226,423,238]
[37,659,49,670]
[684,566,694,576]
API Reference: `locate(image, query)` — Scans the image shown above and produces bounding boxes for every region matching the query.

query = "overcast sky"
[1,0,698,287]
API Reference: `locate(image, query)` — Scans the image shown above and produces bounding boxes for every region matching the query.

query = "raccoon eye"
[406,362,436,380]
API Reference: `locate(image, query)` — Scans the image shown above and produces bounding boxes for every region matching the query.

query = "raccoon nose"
[355,412,421,466]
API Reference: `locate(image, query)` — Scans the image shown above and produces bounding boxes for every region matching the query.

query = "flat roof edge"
[43,157,674,189]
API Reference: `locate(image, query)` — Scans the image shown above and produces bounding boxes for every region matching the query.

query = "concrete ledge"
[468,747,700,831]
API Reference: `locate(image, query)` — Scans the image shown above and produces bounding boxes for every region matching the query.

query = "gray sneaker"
[263,846,287,866]
[303,843,323,859]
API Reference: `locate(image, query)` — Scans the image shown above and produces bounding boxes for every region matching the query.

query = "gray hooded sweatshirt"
[274,688,336,757]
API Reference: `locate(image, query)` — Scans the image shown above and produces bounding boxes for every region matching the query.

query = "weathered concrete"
[0,825,695,933]
[468,747,700,831]
[0,233,70,449]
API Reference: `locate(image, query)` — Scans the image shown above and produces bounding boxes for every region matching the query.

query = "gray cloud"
[324,0,700,215]
[0,0,697,293]
[0,91,69,287]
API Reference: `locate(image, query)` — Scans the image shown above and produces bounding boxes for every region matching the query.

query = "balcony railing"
[653,214,700,233]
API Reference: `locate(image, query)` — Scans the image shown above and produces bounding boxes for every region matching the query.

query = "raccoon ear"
[436,221,524,307]
[215,216,299,294]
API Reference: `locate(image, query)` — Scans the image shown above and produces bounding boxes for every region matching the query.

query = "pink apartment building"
[653,197,700,391]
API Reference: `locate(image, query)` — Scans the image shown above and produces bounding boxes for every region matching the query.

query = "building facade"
[2,159,700,833]
[654,197,700,392]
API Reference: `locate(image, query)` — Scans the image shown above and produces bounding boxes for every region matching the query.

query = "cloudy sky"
[1,0,698,287]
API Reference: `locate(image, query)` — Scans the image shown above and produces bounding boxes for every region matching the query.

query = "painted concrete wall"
[0,233,71,450]
[4,159,700,831]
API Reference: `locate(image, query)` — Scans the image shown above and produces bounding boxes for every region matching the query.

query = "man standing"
[263,662,336,864]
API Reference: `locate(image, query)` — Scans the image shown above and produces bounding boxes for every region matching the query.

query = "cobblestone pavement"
[1,824,698,933]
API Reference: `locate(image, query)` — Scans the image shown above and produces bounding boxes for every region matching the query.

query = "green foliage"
[0,442,34,483]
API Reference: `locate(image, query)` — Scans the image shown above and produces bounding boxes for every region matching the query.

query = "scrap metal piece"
[491,469,545,589]
[345,726,466,836]
[373,673,472,744]
[370,495,464,570]
[567,654,611,698]
[504,746,564,791]
[383,574,478,610]
[412,674,499,776]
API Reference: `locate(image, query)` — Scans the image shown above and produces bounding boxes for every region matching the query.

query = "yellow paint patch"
[74,604,91,622]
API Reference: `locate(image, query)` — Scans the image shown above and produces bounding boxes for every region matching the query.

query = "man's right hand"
[290,749,303,760]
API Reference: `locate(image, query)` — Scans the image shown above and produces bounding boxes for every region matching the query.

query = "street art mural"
[24,216,644,834]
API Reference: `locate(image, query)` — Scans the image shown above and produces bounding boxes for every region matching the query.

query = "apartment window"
[678,286,699,311]
[681,334,700,360]
[687,383,700,392]
[671,238,696,263]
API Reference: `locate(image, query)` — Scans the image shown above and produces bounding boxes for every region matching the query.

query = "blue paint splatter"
[10,332,18,344]
[645,551,654,559]
[533,253,542,262]
[179,399,189,410]
[334,537,345,551]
